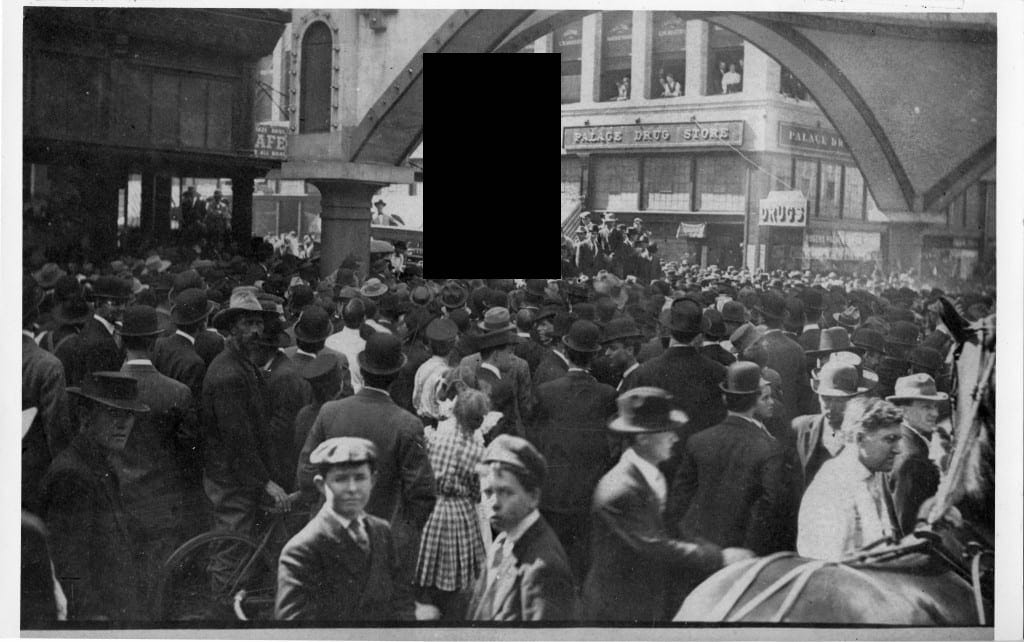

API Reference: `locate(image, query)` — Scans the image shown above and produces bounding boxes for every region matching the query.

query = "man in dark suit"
[699,308,736,367]
[750,291,817,422]
[23,277,72,516]
[530,320,618,582]
[276,437,415,621]
[112,305,204,617]
[40,372,150,621]
[296,333,437,584]
[153,288,217,399]
[671,362,794,555]
[463,307,534,436]
[512,308,549,377]
[582,388,752,622]
[622,297,727,481]
[468,435,576,621]
[70,276,130,384]
[575,227,599,276]
[532,310,573,387]
[284,304,352,399]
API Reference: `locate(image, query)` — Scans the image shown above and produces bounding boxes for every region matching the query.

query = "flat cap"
[310,436,377,467]
[482,434,547,485]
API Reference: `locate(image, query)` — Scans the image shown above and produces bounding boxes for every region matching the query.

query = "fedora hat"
[293,304,333,343]
[478,306,515,333]
[814,352,879,389]
[907,346,944,373]
[212,286,278,329]
[117,305,163,337]
[833,306,861,328]
[811,361,872,398]
[667,297,703,334]
[608,387,688,434]
[886,321,920,347]
[33,263,67,289]
[851,327,885,354]
[601,317,643,344]
[563,320,603,353]
[756,291,787,320]
[729,322,764,355]
[410,285,433,306]
[886,373,948,403]
[806,327,853,356]
[54,295,93,326]
[89,275,132,301]
[68,372,150,413]
[719,361,769,395]
[357,332,407,375]
[373,198,387,206]
[701,308,727,341]
[360,278,388,299]
[170,288,217,326]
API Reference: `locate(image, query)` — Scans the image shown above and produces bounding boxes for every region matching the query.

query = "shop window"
[843,165,866,220]
[561,157,583,204]
[780,66,810,101]
[591,156,640,210]
[299,22,332,133]
[555,21,582,104]
[707,24,743,95]
[651,13,686,98]
[794,159,819,216]
[601,12,633,102]
[819,162,842,218]
[643,156,692,211]
[696,155,745,212]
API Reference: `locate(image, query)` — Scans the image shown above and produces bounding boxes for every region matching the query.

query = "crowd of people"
[21,230,995,625]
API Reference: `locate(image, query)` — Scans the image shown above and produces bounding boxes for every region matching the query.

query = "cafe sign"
[759,190,808,227]
[254,123,289,159]
[778,122,850,156]
[563,121,743,151]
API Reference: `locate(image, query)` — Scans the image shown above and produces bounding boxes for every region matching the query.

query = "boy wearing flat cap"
[468,435,576,621]
[276,437,415,621]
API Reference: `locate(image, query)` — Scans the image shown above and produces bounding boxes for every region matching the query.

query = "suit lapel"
[319,508,373,583]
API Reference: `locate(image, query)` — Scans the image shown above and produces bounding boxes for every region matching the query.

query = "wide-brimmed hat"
[89,276,132,301]
[360,278,388,298]
[886,373,948,403]
[666,297,703,334]
[563,320,603,353]
[68,372,150,413]
[601,317,643,344]
[807,327,853,357]
[478,306,515,333]
[373,199,387,206]
[410,285,433,306]
[756,291,787,320]
[719,361,769,395]
[729,322,764,355]
[851,327,885,354]
[212,287,279,329]
[440,282,468,309]
[171,288,217,326]
[54,295,94,326]
[608,387,688,434]
[833,306,861,329]
[33,263,67,289]
[812,361,873,398]
[357,332,408,375]
[117,305,163,337]
[293,304,333,343]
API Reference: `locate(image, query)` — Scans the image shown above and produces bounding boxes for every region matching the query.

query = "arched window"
[300,22,332,133]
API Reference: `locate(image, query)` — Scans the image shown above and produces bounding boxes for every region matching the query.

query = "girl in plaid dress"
[415,389,490,620]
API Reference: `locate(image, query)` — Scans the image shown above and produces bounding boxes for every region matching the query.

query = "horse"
[675,307,994,625]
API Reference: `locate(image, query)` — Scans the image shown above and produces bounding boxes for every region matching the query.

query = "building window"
[696,155,745,212]
[651,13,686,98]
[708,24,744,95]
[643,156,692,211]
[843,165,866,220]
[555,21,582,104]
[299,22,332,133]
[601,12,633,102]
[819,162,842,218]
[408,183,417,196]
[780,65,810,101]
[949,191,964,229]
[591,156,640,210]
[794,159,819,216]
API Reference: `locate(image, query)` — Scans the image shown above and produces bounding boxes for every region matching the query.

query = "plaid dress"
[415,421,486,591]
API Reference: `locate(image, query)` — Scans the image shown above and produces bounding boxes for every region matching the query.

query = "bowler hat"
[608,387,688,433]
[833,306,861,329]
[358,332,407,375]
[907,346,944,374]
[563,320,603,353]
[256,304,293,348]
[171,288,217,326]
[807,327,853,356]
[667,298,703,334]
[118,305,163,337]
[300,352,343,384]
[293,305,333,343]
[812,361,872,398]
[601,317,643,344]
[483,434,547,485]
[701,309,727,341]
[171,269,205,295]
[756,291,787,320]
[886,373,948,403]
[887,321,920,347]
[851,327,885,354]
[310,436,377,467]
[68,372,150,413]
[212,286,279,329]
[90,276,132,301]
[719,361,769,395]
[721,300,747,325]
[425,318,458,343]
[54,295,93,326]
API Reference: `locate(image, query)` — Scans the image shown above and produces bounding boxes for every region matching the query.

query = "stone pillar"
[231,175,255,246]
[631,11,652,101]
[312,180,380,279]
[82,169,124,260]
[153,174,172,242]
[140,171,155,237]
[581,13,602,104]
[685,20,708,97]
[743,41,780,96]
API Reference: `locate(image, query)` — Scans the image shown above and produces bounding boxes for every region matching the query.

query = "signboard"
[676,222,707,239]
[563,121,743,151]
[254,123,289,159]
[778,122,850,156]
[759,190,808,227]
[803,230,881,261]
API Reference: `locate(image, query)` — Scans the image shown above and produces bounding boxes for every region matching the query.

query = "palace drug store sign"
[563,121,743,151]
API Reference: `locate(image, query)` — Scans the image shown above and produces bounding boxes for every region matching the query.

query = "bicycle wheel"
[155,531,277,622]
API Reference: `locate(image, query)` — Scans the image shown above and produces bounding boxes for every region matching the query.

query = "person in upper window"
[722,62,742,94]
[615,76,630,101]
[661,72,682,97]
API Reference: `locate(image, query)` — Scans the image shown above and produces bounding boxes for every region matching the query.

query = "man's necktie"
[349,518,370,554]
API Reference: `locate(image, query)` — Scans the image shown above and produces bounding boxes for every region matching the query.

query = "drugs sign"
[759,191,808,227]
